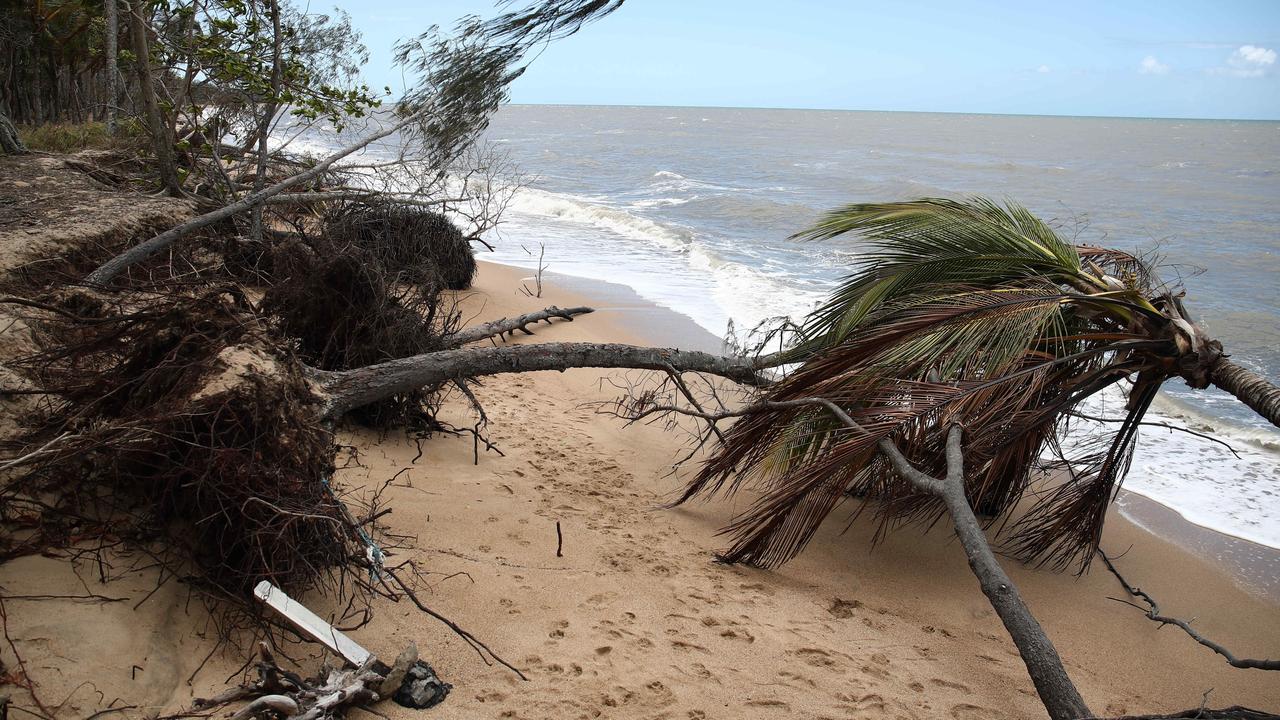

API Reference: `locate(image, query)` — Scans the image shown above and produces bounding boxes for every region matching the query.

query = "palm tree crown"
[682,197,1229,570]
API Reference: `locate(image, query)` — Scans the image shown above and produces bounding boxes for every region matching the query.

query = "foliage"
[392,0,625,175]
[17,119,146,153]
[153,0,383,133]
[685,198,1220,570]
[1,0,113,125]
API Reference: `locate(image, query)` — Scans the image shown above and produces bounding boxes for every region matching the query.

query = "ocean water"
[307,105,1280,549]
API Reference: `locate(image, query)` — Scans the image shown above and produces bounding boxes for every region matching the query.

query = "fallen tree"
[314,341,770,418]
[85,0,627,286]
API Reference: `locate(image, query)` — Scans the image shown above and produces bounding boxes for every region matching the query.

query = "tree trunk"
[104,0,118,134]
[86,107,431,285]
[928,428,1092,720]
[0,110,24,155]
[249,0,283,244]
[1209,358,1280,429]
[126,1,182,197]
[314,342,768,418]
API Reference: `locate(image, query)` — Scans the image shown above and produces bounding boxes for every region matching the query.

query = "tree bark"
[926,428,1092,720]
[104,0,118,134]
[85,107,431,286]
[1209,357,1280,429]
[249,0,283,244]
[445,306,593,348]
[314,342,768,418]
[126,1,182,197]
[0,110,23,155]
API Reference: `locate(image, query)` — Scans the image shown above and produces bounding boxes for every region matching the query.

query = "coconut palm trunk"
[1210,358,1280,428]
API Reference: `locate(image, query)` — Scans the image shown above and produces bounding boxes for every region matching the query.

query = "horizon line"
[493,101,1279,123]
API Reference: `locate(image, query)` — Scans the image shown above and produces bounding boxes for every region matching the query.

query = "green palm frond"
[684,197,1192,571]
[780,197,1154,364]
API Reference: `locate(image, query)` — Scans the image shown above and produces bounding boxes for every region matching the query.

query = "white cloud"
[1037,64,1052,74]
[1221,44,1277,77]
[1139,56,1170,75]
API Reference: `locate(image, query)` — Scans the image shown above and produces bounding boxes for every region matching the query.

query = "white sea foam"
[500,184,1280,551]
[507,187,693,250]
[1064,387,1280,549]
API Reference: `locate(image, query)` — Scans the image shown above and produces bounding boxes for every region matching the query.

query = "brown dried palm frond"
[683,198,1222,571]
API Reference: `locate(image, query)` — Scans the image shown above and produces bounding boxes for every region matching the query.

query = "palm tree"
[681,197,1280,570]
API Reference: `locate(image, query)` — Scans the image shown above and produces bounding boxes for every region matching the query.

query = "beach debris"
[253,581,451,710]
[253,582,374,668]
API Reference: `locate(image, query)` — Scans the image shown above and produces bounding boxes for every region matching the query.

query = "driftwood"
[194,642,435,719]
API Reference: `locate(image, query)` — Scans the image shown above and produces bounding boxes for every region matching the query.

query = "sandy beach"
[2,259,1278,719]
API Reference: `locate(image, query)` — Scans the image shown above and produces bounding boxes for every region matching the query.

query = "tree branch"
[314,342,770,419]
[1209,358,1280,430]
[445,306,593,348]
[262,192,468,208]
[85,108,430,285]
[1098,550,1280,671]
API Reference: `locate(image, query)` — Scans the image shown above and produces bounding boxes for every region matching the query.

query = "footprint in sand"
[670,639,709,653]
[835,693,887,713]
[791,647,842,669]
[931,677,971,692]
[827,597,862,618]
[951,703,1010,719]
[745,698,791,711]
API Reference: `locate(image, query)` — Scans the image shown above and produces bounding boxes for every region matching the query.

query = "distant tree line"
[2,0,117,125]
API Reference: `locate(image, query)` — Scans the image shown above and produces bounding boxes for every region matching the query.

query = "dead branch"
[1098,550,1280,671]
[262,192,468,208]
[1070,412,1242,459]
[446,306,593,347]
[314,342,772,419]
[381,567,527,681]
[1090,708,1278,719]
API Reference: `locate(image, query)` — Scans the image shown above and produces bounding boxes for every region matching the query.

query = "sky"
[325,0,1280,120]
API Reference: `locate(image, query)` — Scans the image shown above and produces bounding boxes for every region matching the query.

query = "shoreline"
[479,258,1280,605]
[2,254,1275,718]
